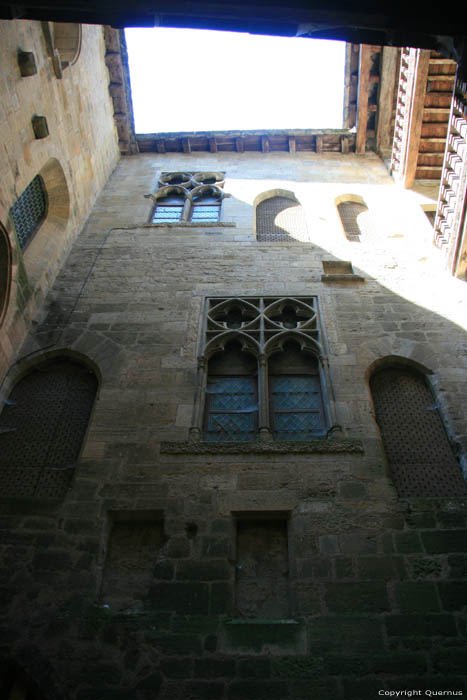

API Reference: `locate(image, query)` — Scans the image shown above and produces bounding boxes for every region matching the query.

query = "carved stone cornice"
[160,438,364,455]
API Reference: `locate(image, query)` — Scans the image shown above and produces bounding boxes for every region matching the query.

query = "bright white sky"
[125,28,346,133]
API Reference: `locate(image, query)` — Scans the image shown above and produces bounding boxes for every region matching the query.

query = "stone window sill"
[144,222,236,228]
[160,438,364,455]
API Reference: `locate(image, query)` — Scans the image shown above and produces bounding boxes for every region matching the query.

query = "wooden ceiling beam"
[376,46,399,159]
[356,44,372,153]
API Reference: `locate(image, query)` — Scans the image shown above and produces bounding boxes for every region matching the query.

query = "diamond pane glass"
[207,378,256,411]
[152,206,184,223]
[275,412,323,440]
[10,175,47,250]
[191,204,220,222]
[206,413,256,442]
[272,376,320,410]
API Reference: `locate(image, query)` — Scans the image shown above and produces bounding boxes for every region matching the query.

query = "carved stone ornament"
[160,438,364,455]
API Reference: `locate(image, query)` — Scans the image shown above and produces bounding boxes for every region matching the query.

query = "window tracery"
[191,297,336,443]
[147,172,228,224]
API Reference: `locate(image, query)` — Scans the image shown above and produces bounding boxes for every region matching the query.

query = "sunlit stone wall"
[0,20,120,381]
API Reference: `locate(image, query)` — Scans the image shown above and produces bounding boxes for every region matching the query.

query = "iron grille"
[256,196,309,242]
[0,359,97,499]
[337,201,369,242]
[371,368,467,497]
[10,175,47,250]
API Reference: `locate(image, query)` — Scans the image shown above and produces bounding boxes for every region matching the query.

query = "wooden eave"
[136,129,356,154]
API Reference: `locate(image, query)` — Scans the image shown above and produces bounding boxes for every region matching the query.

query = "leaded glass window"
[151,193,184,223]
[10,175,47,250]
[271,375,325,440]
[191,193,221,223]
[204,376,257,442]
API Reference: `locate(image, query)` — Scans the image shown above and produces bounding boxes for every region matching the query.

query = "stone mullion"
[189,356,207,441]
[258,300,272,440]
[258,354,271,441]
[319,354,341,435]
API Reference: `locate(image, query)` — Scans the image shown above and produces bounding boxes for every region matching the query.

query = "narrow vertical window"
[337,199,369,242]
[235,516,290,618]
[10,175,47,250]
[370,366,466,497]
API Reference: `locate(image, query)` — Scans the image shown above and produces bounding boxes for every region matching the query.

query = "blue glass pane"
[152,206,184,223]
[275,412,323,440]
[206,413,255,442]
[272,376,320,410]
[191,204,220,222]
[207,378,256,411]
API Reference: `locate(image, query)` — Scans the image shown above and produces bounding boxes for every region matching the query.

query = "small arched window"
[370,366,466,497]
[0,357,97,499]
[269,341,325,440]
[204,341,258,442]
[337,198,370,242]
[256,194,308,242]
[10,175,47,251]
[151,189,186,223]
[191,189,221,223]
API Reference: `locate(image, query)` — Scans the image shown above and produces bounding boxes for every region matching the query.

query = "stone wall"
[0,151,466,699]
[0,20,120,381]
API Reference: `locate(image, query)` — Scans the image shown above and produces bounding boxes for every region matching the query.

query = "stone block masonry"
[0,150,466,698]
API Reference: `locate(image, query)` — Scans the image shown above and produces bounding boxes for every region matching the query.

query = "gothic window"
[191,188,221,223]
[148,172,227,224]
[370,366,467,498]
[204,342,258,442]
[256,193,309,242]
[192,296,332,443]
[269,342,326,440]
[0,357,97,499]
[336,197,370,242]
[10,175,47,250]
[151,187,185,223]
